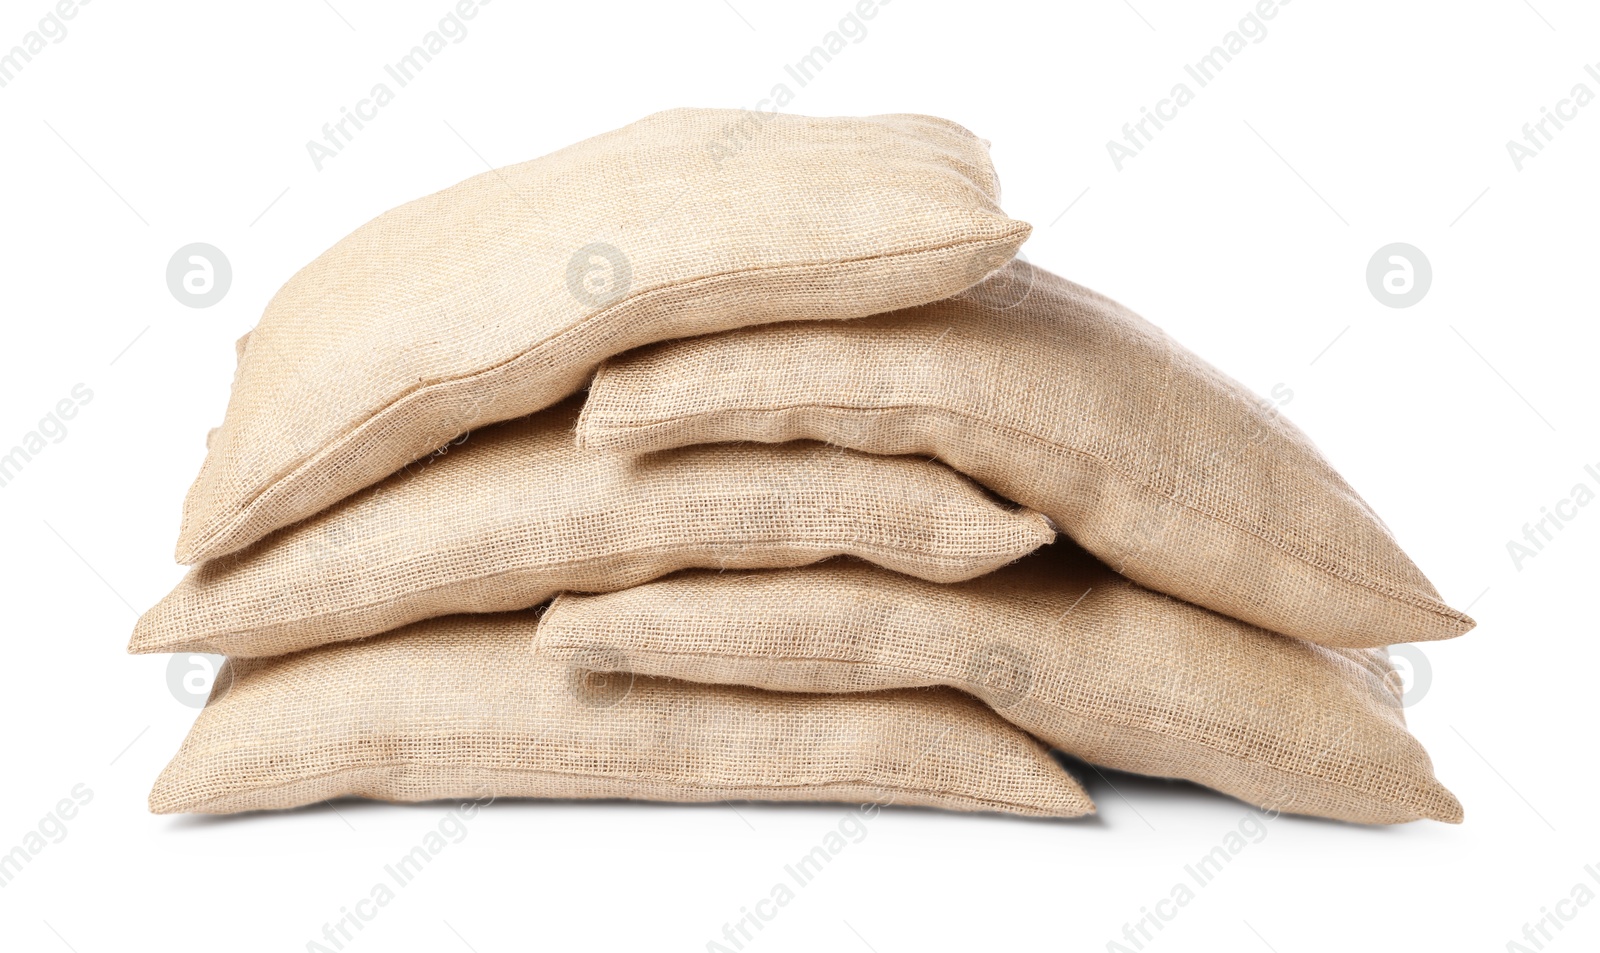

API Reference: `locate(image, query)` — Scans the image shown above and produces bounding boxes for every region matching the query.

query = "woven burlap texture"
[537,544,1463,825]
[176,108,1029,564]
[149,612,1094,818]
[132,397,1053,658]
[578,259,1474,650]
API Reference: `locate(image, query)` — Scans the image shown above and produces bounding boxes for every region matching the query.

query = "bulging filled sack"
[150,612,1094,818]
[178,108,1028,563]
[578,260,1473,649]
[538,544,1463,825]
[132,398,1053,658]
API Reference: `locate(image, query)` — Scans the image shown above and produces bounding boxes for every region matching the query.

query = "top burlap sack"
[579,260,1474,649]
[176,108,1028,563]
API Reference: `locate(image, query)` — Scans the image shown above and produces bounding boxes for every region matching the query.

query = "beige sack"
[133,398,1053,658]
[149,612,1093,818]
[578,260,1473,649]
[177,108,1028,564]
[538,545,1463,824]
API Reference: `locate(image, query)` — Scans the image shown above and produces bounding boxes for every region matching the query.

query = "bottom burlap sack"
[538,545,1463,825]
[149,611,1094,818]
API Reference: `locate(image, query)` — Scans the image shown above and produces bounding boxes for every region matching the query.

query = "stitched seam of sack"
[187,229,1028,556]
[546,646,1445,818]
[583,403,1469,627]
[172,764,1086,816]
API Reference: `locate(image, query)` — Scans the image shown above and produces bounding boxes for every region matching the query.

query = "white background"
[1,1,1595,950]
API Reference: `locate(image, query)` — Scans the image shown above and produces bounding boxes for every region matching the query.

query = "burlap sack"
[177,109,1029,564]
[578,260,1473,650]
[149,612,1094,818]
[537,544,1463,825]
[132,397,1053,658]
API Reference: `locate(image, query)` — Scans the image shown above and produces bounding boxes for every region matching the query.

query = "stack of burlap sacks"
[130,109,1474,824]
